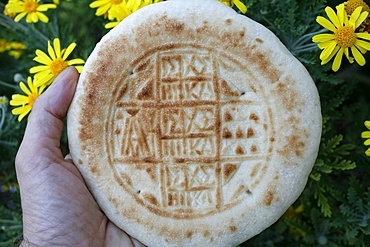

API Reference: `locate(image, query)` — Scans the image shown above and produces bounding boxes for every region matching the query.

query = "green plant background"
[1,0,369,246]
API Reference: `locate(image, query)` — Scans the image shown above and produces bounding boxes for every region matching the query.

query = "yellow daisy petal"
[17,106,31,122]
[75,66,84,73]
[332,47,344,72]
[351,46,365,65]
[36,12,49,23]
[14,12,27,22]
[318,40,336,49]
[363,131,370,138]
[25,13,33,23]
[19,81,31,96]
[47,40,56,60]
[365,148,370,156]
[10,95,29,105]
[321,46,340,65]
[90,1,107,8]
[54,38,61,58]
[350,6,363,25]
[313,33,335,43]
[356,32,370,41]
[37,4,57,11]
[30,65,50,74]
[67,58,85,65]
[364,139,370,146]
[96,4,111,16]
[12,106,28,115]
[62,43,76,60]
[336,4,346,26]
[316,16,337,32]
[355,40,370,53]
[34,49,52,65]
[365,121,370,130]
[336,4,347,26]
[320,41,337,60]
[233,0,247,14]
[325,6,341,28]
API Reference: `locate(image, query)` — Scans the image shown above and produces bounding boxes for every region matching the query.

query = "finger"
[16,67,79,168]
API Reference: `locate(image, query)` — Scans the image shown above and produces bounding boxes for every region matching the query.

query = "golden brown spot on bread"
[264,190,274,206]
[229,225,237,232]
[222,127,232,139]
[90,166,98,174]
[78,159,83,165]
[225,18,232,25]
[221,79,239,97]
[203,230,210,237]
[137,83,153,100]
[236,127,244,138]
[250,163,260,177]
[221,29,246,47]
[116,111,123,120]
[164,17,184,32]
[108,197,118,209]
[275,80,304,111]
[249,50,281,83]
[278,134,306,158]
[247,127,255,138]
[186,231,193,238]
[223,110,233,122]
[142,193,159,206]
[235,145,245,155]
[223,163,238,183]
[249,113,259,122]
[250,144,257,153]
[256,38,264,43]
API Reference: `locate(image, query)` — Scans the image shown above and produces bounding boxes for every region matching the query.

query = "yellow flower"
[344,0,370,14]
[0,96,8,107]
[104,0,161,29]
[361,120,370,156]
[4,0,19,18]
[219,0,247,14]
[6,0,57,23]
[345,0,370,33]
[10,77,46,122]
[105,2,131,29]
[8,41,27,50]
[29,38,85,87]
[0,39,8,53]
[89,0,123,17]
[312,4,370,72]
[126,0,159,12]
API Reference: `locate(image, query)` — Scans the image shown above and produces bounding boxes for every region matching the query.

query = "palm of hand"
[16,68,144,247]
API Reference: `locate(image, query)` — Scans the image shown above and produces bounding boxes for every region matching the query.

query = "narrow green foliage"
[1,0,370,246]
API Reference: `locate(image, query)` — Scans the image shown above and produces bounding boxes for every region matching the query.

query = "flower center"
[24,0,39,13]
[50,58,69,77]
[345,0,370,14]
[335,26,357,48]
[28,93,39,107]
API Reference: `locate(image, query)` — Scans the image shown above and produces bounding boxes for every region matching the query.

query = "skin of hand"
[15,67,144,247]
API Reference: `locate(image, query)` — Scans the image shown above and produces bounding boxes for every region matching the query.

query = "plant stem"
[0,80,18,90]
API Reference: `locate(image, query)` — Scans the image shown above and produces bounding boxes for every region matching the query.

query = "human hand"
[15,67,144,247]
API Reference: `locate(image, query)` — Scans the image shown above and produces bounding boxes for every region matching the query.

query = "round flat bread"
[67,0,322,246]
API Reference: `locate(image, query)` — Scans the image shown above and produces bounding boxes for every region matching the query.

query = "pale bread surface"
[67,0,322,246]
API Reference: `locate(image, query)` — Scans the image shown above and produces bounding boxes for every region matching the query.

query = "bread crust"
[67,0,322,246]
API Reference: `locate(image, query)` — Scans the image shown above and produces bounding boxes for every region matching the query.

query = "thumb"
[16,67,79,170]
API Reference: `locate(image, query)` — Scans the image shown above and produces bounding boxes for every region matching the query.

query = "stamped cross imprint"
[106,45,273,218]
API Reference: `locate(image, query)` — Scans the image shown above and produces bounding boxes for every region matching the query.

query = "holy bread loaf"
[67,0,322,246]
